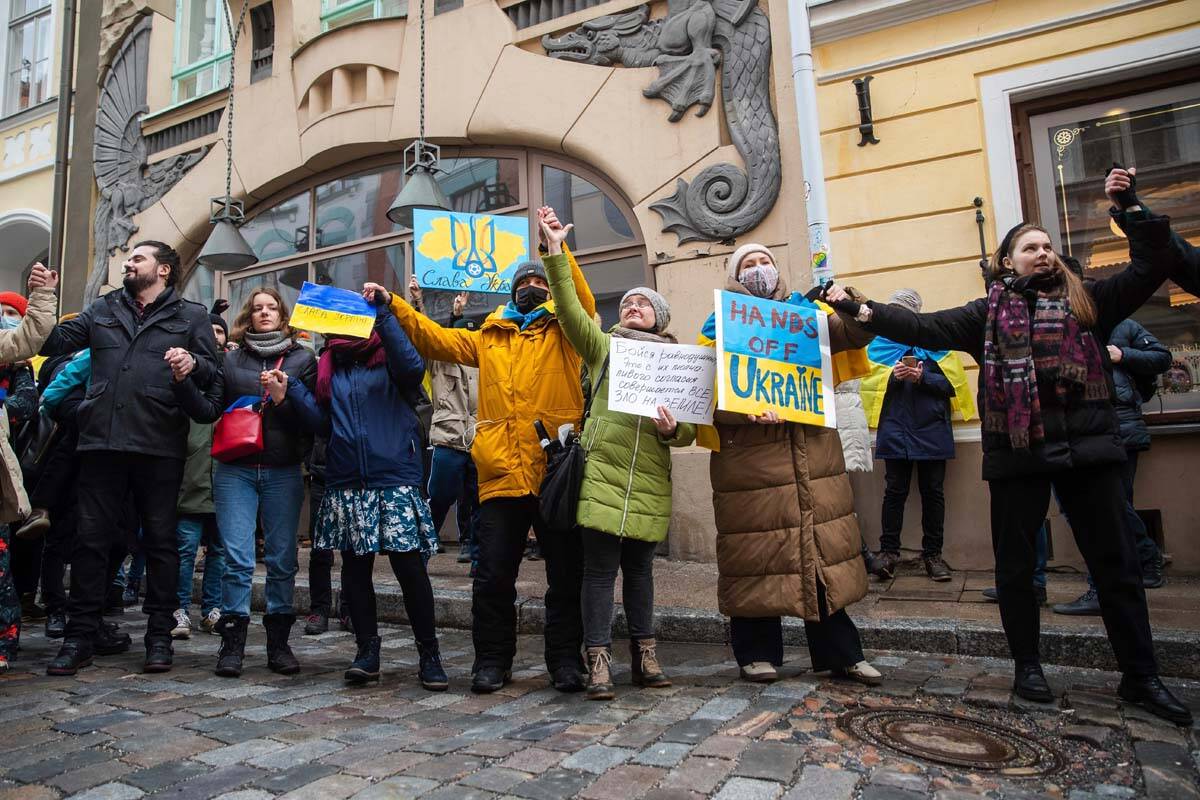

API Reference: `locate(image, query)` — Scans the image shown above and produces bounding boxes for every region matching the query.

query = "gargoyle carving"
[90,15,209,303]
[543,0,781,244]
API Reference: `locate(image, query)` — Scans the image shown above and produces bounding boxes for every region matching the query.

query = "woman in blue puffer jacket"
[269,284,446,691]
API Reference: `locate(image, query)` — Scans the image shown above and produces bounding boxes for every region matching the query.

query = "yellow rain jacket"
[389,247,595,503]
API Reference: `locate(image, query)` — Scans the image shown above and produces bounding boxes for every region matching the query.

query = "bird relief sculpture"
[542,0,781,244]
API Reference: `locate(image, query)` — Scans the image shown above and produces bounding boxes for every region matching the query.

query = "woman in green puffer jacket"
[540,217,696,701]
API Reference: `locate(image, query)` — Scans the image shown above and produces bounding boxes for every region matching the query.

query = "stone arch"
[0,209,50,293]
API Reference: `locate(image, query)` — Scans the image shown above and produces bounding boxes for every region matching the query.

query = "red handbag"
[211,356,283,463]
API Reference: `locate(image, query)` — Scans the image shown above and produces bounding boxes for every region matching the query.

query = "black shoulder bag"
[535,356,609,533]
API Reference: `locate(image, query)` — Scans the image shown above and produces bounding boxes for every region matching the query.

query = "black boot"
[263,613,300,675]
[215,615,249,677]
[46,640,93,676]
[94,621,132,655]
[1142,557,1165,589]
[143,639,173,673]
[1013,662,1053,703]
[417,639,448,691]
[1118,675,1194,726]
[45,612,66,639]
[345,636,381,684]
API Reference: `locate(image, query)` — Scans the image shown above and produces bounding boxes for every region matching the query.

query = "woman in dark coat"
[822,173,1191,725]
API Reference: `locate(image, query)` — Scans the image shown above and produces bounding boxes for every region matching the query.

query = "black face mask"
[514,285,549,313]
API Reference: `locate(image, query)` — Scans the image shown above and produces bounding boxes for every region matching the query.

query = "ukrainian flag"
[859,337,977,427]
[290,281,377,340]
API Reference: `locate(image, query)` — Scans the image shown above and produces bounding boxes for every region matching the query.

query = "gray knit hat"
[511,261,547,302]
[888,288,922,313]
[621,286,671,333]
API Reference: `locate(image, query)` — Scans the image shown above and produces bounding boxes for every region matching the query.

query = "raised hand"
[407,275,423,307]
[27,262,58,292]
[538,219,574,256]
[537,206,563,247]
[1105,165,1139,209]
[262,368,289,404]
[452,292,467,317]
[362,282,391,307]
[164,347,196,382]
[652,405,678,437]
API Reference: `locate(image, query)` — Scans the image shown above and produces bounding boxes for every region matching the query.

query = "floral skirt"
[315,485,438,557]
[0,524,19,659]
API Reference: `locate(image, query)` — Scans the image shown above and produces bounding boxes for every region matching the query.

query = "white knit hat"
[621,286,670,332]
[888,288,922,313]
[727,243,775,279]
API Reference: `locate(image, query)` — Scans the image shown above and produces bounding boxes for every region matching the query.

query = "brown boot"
[586,646,614,701]
[630,637,671,688]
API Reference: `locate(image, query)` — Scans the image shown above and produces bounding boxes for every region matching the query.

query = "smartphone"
[901,355,918,368]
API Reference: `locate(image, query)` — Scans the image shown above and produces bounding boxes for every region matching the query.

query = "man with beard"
[40,240,222,675]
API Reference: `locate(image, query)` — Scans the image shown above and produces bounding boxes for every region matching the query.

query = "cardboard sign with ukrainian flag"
[713,290,837,428]
[413,209,529,295]
[290,282,376,339]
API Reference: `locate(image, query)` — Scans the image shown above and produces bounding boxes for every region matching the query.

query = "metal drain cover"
[839,708,1065,776]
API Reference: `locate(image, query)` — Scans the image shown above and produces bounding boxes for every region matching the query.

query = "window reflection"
[315,166,404,243]
[580,255,647,329]
[315,245,406,297]
[542,166,634,251]
[227,265,308,326]
[239,191,312,261]
[438,157,521,214]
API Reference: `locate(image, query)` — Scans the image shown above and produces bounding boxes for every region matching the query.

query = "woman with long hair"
[211,288,316,678]
[822,173,1191,725]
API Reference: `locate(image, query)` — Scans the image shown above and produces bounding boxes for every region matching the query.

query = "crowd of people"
[0,170,1194,727]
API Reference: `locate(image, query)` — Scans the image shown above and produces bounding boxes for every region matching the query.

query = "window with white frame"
[320,0,406,31]
[5,0,52,116]
[172,0,231,104]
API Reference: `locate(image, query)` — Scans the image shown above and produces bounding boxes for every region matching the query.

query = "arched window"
[186,148,648,329]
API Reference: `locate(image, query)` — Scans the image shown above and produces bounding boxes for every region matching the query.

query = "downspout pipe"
[48,0,76,283]
[788,0,832,287]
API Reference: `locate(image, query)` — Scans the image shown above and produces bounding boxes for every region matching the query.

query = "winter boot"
[417,639,449,691]
[345,636,381,684]
[586,646,614,701]
[263,613,301,675]
[630,638,671,688]
[214,614,249,677]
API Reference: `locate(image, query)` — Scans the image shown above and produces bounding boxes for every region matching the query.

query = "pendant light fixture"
[386,0,450,228]
[197,0,258,269]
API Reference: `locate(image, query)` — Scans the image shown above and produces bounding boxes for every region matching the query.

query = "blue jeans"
[177,514,225,614]
[428,445,480,560]
[214,463,305,616]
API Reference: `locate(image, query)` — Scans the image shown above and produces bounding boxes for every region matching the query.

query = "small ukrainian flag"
[290,281,376,339]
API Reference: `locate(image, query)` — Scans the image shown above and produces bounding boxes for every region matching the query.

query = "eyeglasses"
[620,299,653,311]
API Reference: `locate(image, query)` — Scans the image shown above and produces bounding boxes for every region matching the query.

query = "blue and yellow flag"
[290,282,376,339]
[859,337,977,427]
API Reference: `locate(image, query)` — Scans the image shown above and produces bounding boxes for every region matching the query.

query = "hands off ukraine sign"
[413,209,530,295]
[713,290,837,428]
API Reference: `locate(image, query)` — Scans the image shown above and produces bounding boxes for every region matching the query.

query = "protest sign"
[712,289,837,428]
[413,208,530,295]
[608,338,717,425]
[290,281,376,339]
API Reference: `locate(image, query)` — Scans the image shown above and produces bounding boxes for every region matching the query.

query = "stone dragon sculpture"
[543,0,780,244]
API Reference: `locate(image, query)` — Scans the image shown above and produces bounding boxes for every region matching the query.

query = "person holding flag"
[860,288,976,582]
[697,244,881,686]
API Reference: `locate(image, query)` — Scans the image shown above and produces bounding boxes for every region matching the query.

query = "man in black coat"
[41,240,222,675]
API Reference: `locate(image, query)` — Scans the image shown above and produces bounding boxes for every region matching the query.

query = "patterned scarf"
[316,332,387,406]
[982,272,1108,450]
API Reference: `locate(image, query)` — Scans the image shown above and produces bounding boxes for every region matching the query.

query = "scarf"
[242,330,293,359]
[316,332,387,406]
[610,325,678,345]
[498,300,552,331]
[982,272,1108,450]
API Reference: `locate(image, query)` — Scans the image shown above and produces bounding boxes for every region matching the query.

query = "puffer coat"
[543,253,695,542]
[704,268,872,622]
[0,287,55,521]
[1108,317,1170,452]
[834,380,872,473]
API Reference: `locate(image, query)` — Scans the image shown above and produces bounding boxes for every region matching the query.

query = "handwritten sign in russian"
[608,338,717,425]
[413,209,530,295]
[713,289,837,428]
[290,282,376,339]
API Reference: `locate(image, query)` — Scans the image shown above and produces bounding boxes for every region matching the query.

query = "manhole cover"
[839,708,1065,776]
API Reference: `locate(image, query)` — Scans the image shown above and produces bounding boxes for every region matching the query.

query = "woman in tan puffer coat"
[699,244,880,685]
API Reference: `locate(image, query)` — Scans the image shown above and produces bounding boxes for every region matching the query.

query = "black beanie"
[210,314,228,336]
[511,261,547,302]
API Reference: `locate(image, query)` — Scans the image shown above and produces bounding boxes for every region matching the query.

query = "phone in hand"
[900,355,918,368]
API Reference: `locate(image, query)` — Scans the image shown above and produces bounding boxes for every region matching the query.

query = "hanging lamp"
[197,1,258,269]
[386,0,450,227]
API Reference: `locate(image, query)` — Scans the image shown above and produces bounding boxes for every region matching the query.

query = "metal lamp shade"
[197,219,258,269]
[386,167,451,228]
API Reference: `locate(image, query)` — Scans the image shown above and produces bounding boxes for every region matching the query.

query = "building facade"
[80,0,1199,570]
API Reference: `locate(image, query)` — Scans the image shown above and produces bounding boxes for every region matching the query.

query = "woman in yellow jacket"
[386,206,591,695]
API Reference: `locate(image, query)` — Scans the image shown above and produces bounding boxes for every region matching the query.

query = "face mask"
[0,316,20,330]
[514,285,549,313]
[738,263,779,298]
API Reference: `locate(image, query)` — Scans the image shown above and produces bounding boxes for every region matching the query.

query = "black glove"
[1105,162,1140,209]
[210,299,230,315]
[811,280,863,317]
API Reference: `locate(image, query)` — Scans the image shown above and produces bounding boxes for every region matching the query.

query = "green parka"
[543,253,695,542]
[178,420,215,516]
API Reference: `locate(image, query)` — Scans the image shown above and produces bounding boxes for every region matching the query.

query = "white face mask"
[738,263,779,298]
[0,316,20,330]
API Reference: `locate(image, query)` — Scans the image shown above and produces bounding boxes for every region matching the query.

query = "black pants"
[340,550,436,644]
[880,458,946,556]
[990,463,1156,676]
[11,535,40,597]
[472,495,583,673]
[730,584,864,672]
[580,527,656,648]
[40,501,77,614]
[66,452,185,644]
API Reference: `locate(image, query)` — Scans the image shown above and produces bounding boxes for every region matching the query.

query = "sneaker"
[1052,588,1101,616]
[457,542,472,564]
[304,612,329,635]
[45,612,66,639]
[200,609,221,634]
[739,662,778,683]
[122,578,141,608]
[15,508,50,540]
[841,660,883,686]
[923,554,952,582]
[0,654,9,673]
[171,609,192,639]
[1142,558,1165,589]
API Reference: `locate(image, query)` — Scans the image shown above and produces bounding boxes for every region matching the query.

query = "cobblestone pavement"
[2,615,1198,800]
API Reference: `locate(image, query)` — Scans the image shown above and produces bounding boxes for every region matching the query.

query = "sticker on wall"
[413,209,530,295]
